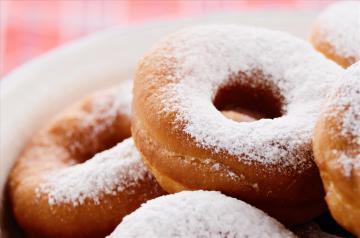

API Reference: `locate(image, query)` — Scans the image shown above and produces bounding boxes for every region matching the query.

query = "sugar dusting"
[36,138,151,206]
[115,79,133,117]
[83,78,133,130]
[326,62,360,177]
[337,154,360,177]
[151,25,342,170]
[66,79,133,153]
[107,191,295,238]
[315,1,360,61]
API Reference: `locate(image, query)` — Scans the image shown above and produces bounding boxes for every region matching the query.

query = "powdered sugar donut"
[313,62,360,236]
[132,25,343,225]
[310,1,360,68]
[107,191,295,238]
[9,82,165,238]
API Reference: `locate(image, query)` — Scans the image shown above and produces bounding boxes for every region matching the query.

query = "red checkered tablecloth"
[0,0,335,77]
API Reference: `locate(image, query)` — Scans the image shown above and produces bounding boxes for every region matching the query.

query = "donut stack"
[7,1,360,238]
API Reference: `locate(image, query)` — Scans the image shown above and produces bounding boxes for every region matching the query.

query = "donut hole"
[48,102,131,164]
[214,73,284,122]
[66,123,131,163]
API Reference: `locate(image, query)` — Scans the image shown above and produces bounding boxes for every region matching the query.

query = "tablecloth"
[0,0,335,76]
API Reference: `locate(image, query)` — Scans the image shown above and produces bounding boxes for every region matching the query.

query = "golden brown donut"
[132,25,344,225]
[309,1,360,68]
[8,81,165,238]
[313,62,360,236]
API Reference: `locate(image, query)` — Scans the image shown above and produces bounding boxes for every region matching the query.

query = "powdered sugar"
[202,159,240,180]
[116,79,133,117]
[326,62,360,176]
[148,25,342,170]
[108,191,295,238]
[337,153,360,177]
[84,79,132,132]
[36,138,151,206]
[65,79,133,153]
[314,1,360,61]
[336,64,360,142]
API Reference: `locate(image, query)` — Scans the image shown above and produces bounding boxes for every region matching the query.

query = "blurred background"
[1,0,336,77]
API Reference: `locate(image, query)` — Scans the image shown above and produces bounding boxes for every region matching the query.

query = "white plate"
[0,11,318,237]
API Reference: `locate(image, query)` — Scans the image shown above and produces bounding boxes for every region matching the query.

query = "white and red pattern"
[0,0,335,77]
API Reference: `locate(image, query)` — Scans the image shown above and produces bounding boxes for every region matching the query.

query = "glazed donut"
[313,62,360,236]
[107,190,295,238]
[309,1,360,68]
[9,81,165,238]
[132,25,343,225]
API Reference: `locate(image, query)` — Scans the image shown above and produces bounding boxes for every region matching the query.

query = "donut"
[221,110,257,123]
[132,25,343,225]
[8,82,165,238]
[309,1,360,68]
[313,62,360,236]
[107,190,296,238]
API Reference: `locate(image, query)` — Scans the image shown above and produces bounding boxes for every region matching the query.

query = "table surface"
[0,0,336,77]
